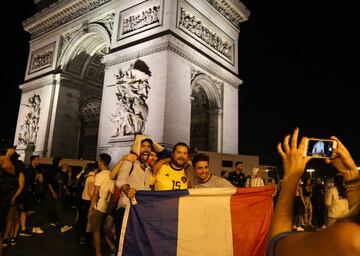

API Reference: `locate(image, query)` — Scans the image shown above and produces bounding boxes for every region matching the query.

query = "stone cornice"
[19,74,60,93]
[23,0,113,39]
[204,0,250,29]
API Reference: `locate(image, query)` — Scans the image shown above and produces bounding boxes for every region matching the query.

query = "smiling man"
[150,142,190,190]
[192,153,233,188]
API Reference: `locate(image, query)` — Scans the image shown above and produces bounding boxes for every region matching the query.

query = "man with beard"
[150,142,190,190]
[114,135,154,253]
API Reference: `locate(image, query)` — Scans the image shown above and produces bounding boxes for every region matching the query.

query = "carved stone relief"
[29,42,56,74]
[118,0,163,40]
[204,0,243,28]
[96,12,115,34]
[18,94,41,145]
[178,1,234,63]
[60,28,81,54]
[107,59,152,138]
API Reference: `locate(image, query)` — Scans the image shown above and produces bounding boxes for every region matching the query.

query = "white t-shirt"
[192,175,234,188]
[94,170,114,213]
[325,187,349,218]
[81,171,96,201]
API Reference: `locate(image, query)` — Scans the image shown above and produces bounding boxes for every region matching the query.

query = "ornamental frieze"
[118,0,164,40]
[204,0,244,28]
[178,2,234,64]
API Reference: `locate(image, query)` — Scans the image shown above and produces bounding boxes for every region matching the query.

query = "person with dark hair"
[44,156,73,233]
[191,153,233,188]
[0,147,17,254]
[221,170,229,179]
[1,147,26,247]
[228,161,247,187]
[267,128,360,256]
[20,155,44,235]
[87,153,116,256]
[111,134,166,253]
[325,174,349,227]
[302,178,313,228]
[78,162,98,244]
[312,177,326,230]
[150,142,190,190]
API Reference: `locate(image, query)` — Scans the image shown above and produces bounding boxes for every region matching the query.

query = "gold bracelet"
[345,182,360,193]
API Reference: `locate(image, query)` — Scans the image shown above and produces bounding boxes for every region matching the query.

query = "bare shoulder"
[330,221,360,253]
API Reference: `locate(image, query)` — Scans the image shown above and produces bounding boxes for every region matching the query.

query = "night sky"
[2,1,359,170]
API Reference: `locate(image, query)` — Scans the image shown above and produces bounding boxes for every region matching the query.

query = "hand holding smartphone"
[303,138,337,159]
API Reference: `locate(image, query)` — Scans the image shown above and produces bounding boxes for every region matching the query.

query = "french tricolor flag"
[118,187,274,256]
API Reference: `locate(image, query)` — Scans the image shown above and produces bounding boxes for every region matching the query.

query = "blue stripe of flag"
[122,190,189,256]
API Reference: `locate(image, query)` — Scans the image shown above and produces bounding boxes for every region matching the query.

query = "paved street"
[3,201,112,256]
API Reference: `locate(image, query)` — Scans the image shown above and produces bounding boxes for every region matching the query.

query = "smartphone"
[304,138,337,159]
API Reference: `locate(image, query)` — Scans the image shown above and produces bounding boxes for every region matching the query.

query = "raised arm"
[326,136,360,210]
[268,130,360,256]
[267,128,310,241]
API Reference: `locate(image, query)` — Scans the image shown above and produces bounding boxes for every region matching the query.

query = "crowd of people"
[0,128,359,256]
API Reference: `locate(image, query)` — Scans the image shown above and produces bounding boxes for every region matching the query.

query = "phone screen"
[306,139,336,158]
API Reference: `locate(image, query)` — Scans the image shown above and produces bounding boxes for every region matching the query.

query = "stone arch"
[190,73,223,152]
[50,23,110,159]
[58,23,110,69]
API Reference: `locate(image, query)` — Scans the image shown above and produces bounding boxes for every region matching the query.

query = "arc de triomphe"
[14,0,249,161]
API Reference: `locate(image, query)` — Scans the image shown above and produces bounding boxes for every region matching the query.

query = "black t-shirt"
[228,171,247,187]
[44,166,62,195]
[0,159,24,203]
[312,184,324,205]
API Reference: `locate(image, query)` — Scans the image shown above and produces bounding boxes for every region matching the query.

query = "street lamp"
[306,169,315,179]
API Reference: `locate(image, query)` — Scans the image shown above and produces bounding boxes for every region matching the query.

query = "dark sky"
[2,0,359,168]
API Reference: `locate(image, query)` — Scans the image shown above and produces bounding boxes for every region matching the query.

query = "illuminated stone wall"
[16,0,249,162]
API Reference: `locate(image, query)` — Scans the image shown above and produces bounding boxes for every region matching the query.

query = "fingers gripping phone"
[303,138,337,159]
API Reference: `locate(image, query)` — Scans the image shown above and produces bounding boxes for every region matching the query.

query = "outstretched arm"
[326,136,360,209]
[267,128,310,241]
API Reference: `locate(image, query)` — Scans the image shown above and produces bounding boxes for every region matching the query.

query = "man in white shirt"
[191,153,234,188]
[87,153,115,256]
